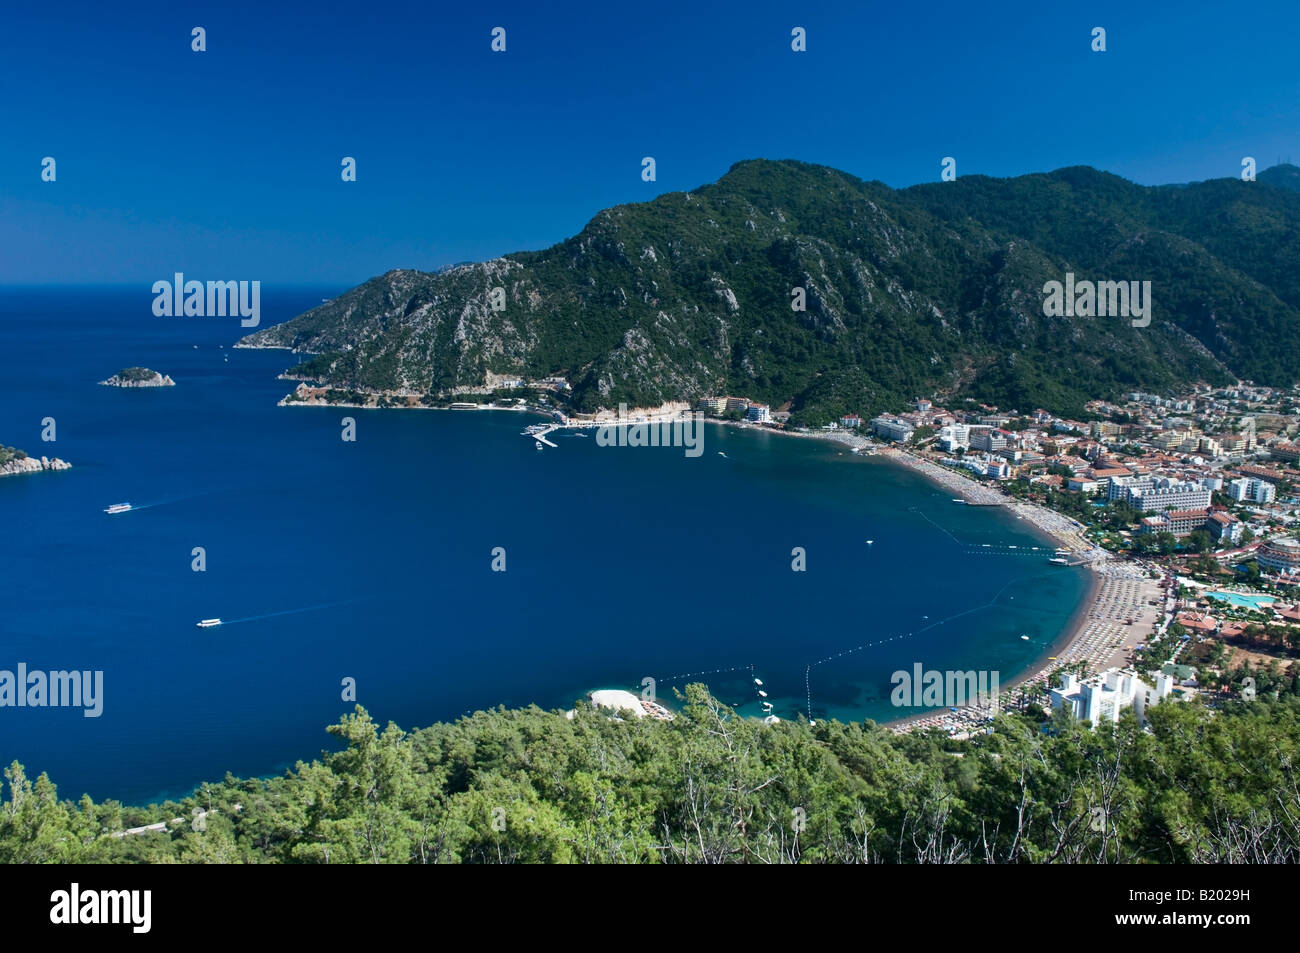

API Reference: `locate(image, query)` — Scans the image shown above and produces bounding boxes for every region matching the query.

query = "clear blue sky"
[3,0,1297,284]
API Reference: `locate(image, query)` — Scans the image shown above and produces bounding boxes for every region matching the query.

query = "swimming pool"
[1211,591,1277,610]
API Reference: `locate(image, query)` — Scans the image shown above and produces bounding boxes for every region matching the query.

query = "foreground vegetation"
[4,683,1299,864]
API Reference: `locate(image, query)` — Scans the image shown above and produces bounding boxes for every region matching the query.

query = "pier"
[522,423,559,447]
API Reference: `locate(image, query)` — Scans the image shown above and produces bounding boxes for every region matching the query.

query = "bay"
[0,287,1089,803]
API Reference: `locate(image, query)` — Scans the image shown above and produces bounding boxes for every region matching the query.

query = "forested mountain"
[239,161,1300,423]
[4,684,1299,863]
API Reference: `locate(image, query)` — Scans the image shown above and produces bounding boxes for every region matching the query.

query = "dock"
[522,423,559,447]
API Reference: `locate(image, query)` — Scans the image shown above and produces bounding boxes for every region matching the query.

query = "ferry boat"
[1048,556,1069,565]
[104,503,132,514]
[196,618,222,628]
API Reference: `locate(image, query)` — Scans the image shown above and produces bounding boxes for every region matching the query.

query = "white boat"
[1020,635,1030,640]
[104,503,132,514]
[866,540,874,545]
[197,618,222,628]
[535,441,543,451]
[757,690,768,698]
[753,678,763,686]
[1049,556,1069,565]
[952,498,965,504]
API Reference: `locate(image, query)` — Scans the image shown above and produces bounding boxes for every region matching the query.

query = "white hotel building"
[1051,668,1176,728]
[1109,475,1212,513]
[1228,477,1276,504]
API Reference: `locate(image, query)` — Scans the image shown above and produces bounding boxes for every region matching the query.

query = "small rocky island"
[99,367,175,388]
[0,445,71,478]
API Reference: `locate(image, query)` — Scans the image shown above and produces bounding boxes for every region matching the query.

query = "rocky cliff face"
[238,159,1300,423]
[0,454,71,477]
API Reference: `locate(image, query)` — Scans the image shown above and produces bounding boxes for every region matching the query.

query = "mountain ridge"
[239,160,1300,423]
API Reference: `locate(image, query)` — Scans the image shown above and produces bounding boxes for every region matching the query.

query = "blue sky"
[3,0,1298,284]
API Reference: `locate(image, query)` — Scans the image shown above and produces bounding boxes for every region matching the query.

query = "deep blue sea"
[1,287,1089,803]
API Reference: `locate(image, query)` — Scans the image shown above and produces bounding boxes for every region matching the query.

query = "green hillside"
[241,160,1300,423]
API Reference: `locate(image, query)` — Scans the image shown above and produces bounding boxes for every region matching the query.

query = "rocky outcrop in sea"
[99,368,176,387]
[0,454,72,477]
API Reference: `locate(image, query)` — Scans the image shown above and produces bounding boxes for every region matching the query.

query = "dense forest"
[4,680,1299,863]
[240,160,1300,424]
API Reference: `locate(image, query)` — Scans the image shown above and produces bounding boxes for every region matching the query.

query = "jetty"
[523,423,559,447]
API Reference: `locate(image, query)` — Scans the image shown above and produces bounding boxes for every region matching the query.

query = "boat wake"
[218,600,359,626]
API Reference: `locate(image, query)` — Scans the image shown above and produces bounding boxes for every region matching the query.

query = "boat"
[535,441,543,451]
[866,539,874,545]
[104,503,132,514]
[1048,556,1069,565]
[951,498,966,504]
[1020,635,1030,640]
[196,618,222,628]
[753,678,763,686]
[717,451,727,458]
[1048,656,1057,660]
[757,690,768,698]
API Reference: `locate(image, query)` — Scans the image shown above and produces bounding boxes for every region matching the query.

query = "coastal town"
[579,382,1300,735]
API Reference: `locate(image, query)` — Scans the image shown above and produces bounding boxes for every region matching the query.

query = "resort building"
[969,429,1008,452]
[1208,511,1244,546]
[1121,477,1213,514]
[725,396,751,413]
[1257,537,1300,576]
[696,396,727,415]
[871,416,915,443]
[1139,507,1242,545]
[1108,475,1154,502]
[1050,668,1176,728]
[938,423,970,451]
[1229,477,1276,504]
[839,414,862,429]
[746,404,772,423]
[1270,442,1300,464]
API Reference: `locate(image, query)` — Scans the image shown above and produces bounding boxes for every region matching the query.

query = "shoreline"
[259,390,1137,732]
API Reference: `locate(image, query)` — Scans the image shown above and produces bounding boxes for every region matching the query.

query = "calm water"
[0,287,1089,803]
